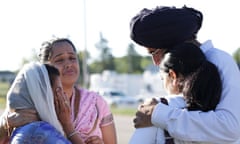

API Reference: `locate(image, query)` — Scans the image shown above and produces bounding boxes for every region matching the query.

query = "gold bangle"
[67,130,80,139]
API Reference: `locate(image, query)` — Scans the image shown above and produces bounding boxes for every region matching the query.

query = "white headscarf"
[7,62,64,135]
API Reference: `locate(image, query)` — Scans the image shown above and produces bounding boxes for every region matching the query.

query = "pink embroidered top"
[70,88,113,141]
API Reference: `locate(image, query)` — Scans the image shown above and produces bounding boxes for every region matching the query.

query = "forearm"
[152,103,240,143]
[61,122,84,144]
[0,112,8,139]
[101,123,117,144]
[68,131,84,144]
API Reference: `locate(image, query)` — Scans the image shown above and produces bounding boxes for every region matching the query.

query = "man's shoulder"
[201,40,233,62]
[201,40,231,56]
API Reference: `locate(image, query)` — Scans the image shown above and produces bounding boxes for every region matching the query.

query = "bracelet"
[67,130,80,139]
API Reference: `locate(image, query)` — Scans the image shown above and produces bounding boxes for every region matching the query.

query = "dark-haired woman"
[129,42,221,144]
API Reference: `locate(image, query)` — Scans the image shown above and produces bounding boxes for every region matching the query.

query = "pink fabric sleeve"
[96,94,114,127]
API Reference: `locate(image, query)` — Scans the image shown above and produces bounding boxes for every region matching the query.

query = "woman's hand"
[7,109,39,128]
[54,87,74,134]
[85,136,103,144]
[54,87,85,144]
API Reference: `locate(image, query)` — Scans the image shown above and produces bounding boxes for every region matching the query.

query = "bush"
[0,82,9,108]
[111,107,136,116]
[0,82,9,97]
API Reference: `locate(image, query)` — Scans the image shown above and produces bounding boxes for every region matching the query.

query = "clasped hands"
[133,98,159,128]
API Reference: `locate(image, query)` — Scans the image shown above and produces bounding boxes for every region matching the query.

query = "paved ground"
[114,114,135,144]
[0,109,135,144]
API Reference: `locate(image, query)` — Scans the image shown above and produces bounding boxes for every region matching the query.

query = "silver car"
[99,89,139,108]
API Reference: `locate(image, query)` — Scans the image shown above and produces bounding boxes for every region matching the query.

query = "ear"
[168,69,178,86]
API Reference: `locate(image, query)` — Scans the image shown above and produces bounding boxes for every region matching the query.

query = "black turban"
[130,6,203,49]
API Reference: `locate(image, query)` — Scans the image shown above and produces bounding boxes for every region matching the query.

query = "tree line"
[20,33,240,86]
[20,33,153,86]
[77,33,153,86]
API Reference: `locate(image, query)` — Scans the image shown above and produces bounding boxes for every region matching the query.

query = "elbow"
[218,114,240,142]
[226,126,240,141]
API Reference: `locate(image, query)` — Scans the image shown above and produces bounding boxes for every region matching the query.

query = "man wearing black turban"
[130,6,202,48]
[130,5,240,143]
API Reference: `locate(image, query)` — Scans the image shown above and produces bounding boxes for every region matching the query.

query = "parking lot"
[114,114,135,144]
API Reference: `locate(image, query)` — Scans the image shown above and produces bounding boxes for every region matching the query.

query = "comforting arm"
[152,103,240,143]
[0,111,8,139]
[152,50,240,143]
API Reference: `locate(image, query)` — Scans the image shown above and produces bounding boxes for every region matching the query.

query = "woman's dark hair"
[39,38,77,63]
[44,64,60,87]
[160,42,222,111]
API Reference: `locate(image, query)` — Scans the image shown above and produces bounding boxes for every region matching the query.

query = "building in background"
[89,70,167,99]
[0,71,15,83]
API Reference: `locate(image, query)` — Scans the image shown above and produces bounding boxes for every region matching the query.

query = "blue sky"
[0,0,240,71]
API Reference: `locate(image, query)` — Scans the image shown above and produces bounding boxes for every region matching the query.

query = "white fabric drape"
[19,62,64,135]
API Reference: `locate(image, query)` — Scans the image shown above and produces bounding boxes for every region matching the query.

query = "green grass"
[0,82,9,97]
[0,97,6,109]
[0,82,9,109]
[111,107,136,116]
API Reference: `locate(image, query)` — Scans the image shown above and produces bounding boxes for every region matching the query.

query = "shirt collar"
[200,40,214,53]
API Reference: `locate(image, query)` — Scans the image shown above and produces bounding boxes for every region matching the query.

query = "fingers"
[7,109,39,127]
[137,103,149,114]
[53,87,72,129]
[151,98,159,105]
[56,87,69,105]
[54,87,70,113]
[133,104,155,128]
[133,116,140,128]
[54,87,61,114]
[133,111,145,128]
[15,109,37,114]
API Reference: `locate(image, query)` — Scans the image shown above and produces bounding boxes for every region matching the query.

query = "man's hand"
[7,109,39,128]
[133,98,158,128]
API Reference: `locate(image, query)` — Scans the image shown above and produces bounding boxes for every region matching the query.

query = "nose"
[64,59,72,68]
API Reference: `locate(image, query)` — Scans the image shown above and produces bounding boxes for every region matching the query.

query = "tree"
[233,47,240,69]
[126,43,143,73]
[20,48,38,69]
[233,48,240,63]
[94,32,115,72]
[77,50,90,86]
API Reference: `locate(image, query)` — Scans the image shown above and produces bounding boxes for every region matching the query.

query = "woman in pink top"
[1,38,117,144]
[70,87,114,141]
[40,37,117,144]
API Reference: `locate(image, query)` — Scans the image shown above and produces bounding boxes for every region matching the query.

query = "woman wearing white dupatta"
[4,62,71,143]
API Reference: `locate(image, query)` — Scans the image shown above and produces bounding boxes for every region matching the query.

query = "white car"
[98,89,139,108]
